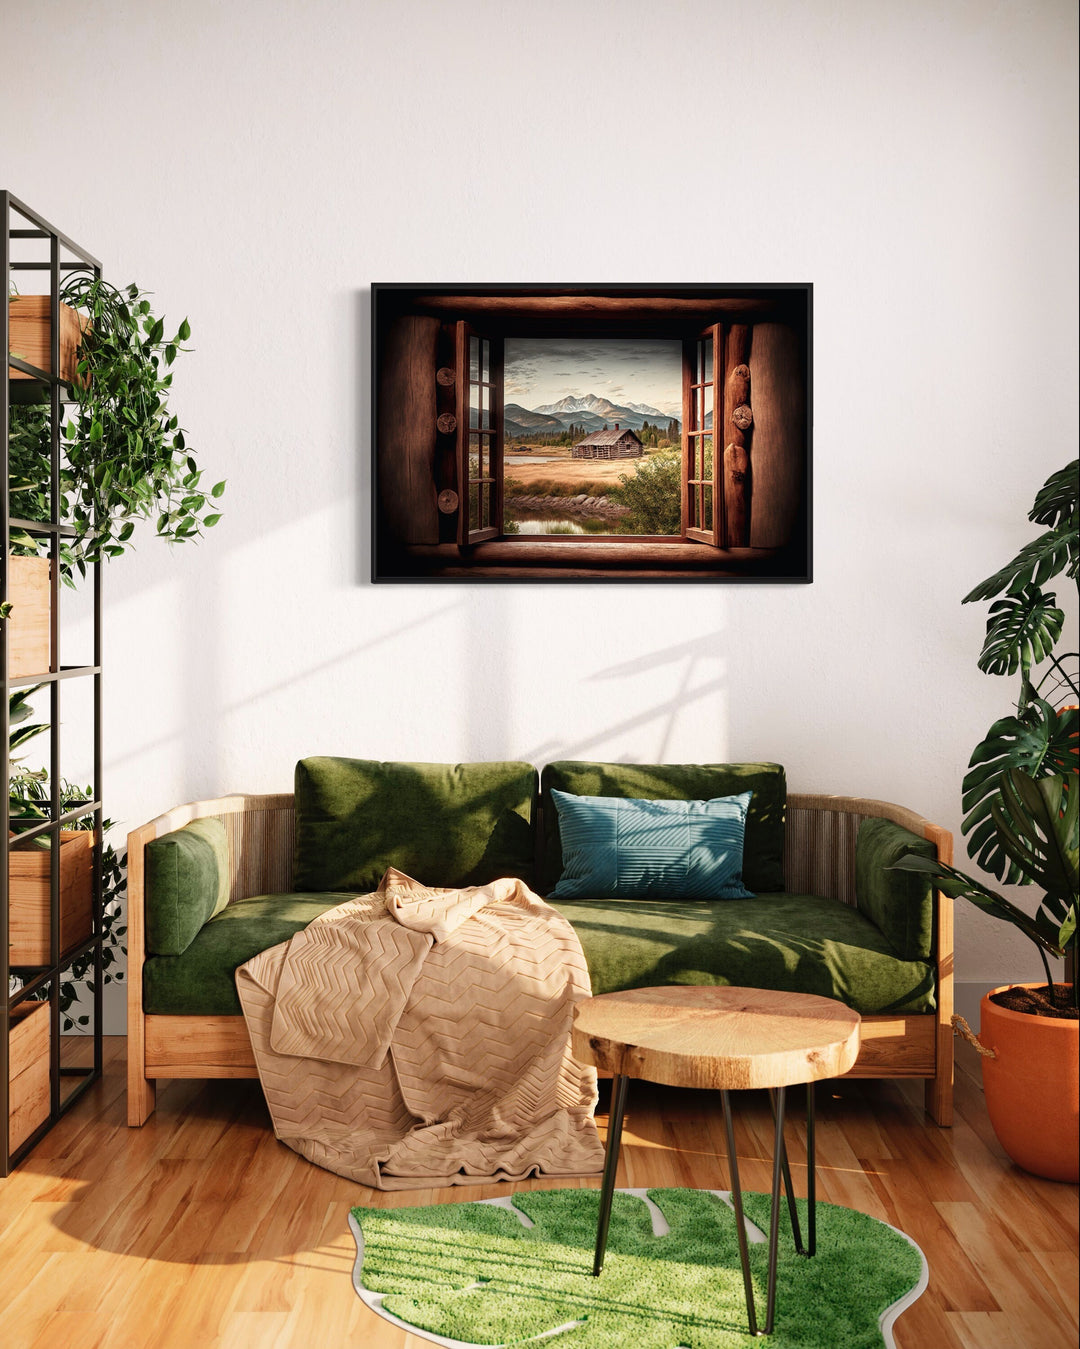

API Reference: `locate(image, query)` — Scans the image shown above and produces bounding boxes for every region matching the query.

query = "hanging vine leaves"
[9,275,226,577]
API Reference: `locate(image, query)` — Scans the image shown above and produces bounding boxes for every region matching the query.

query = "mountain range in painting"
[504,392,681,439]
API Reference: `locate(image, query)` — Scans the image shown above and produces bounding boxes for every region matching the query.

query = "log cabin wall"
[747,322,805,550]
[376,315,441,545]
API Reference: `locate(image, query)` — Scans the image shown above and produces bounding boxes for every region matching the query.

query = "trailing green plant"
[7,275,224,578]
[8,693,126,1030]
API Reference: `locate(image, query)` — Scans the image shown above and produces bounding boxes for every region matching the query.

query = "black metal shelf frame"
[2,190,104,1176]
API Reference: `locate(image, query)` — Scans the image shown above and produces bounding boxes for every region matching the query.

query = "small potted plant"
[8,689,126,1024]
[896,458,1078,1181]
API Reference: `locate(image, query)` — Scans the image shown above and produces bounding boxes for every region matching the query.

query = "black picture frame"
[371,283,812,583]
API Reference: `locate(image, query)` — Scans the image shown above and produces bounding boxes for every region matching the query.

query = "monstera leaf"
[351,1188,923,1349]
[963,520,1079,603]
[964,461,1079,605]
[893,854,1065,957]
[962,699,1078,882]
[1030,460,1080,530]
[991,770,1078,898]
[977,585,1064,678]
[900,768,1077,961]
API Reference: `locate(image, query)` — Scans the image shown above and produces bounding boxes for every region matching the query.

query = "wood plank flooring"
[1,1040,1076,1348]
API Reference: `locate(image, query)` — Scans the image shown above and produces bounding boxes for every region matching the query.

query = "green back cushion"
[145,816,231,956]
[293,757,538,893]
[540,762,787,895]
[855,817,936,960]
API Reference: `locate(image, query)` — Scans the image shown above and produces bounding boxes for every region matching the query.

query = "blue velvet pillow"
[547,789,755,900]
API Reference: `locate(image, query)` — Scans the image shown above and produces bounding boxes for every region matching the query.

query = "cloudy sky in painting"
[504,338,682,415]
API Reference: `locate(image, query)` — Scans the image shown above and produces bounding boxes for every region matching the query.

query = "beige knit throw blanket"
[235,867,604,1189]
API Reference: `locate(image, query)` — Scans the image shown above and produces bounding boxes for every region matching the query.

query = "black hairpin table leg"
[593,1073,629,1277]
[806,1080,816,1257]
[721,1089,758,1337]
[724,1084,819,1337]
[769,1088,805,1255]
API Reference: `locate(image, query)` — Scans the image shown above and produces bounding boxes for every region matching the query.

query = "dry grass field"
[504,453,647,497]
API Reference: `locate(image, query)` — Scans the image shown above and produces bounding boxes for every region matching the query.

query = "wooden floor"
[1,1041,1076,1349]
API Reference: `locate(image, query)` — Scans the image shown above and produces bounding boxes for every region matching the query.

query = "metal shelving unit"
[2,191,103,1175]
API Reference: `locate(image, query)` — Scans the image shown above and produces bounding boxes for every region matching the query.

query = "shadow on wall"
[105,600,467,780]
[519,629,731,769]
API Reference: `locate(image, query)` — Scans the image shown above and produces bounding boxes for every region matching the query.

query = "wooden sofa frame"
[126,792,954,1128]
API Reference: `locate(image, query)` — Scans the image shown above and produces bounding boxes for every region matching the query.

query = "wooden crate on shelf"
[8,1001,50,1152]
[8,295,86,383]
[8,830,93,966]
[6,554,52,678]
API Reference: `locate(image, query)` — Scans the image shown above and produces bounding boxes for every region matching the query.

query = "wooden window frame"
[455,322,503,545]
[683,324,722,546]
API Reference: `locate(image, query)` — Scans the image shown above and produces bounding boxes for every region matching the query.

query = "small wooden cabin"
[571,424,643,460]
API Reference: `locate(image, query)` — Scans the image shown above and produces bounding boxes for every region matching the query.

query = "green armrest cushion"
[540,761,787,895]
[293,756,538,893]
[855,817,936,961]
[145,816,231,956]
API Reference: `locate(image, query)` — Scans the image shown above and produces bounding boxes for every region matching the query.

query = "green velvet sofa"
[126,759,954,1129]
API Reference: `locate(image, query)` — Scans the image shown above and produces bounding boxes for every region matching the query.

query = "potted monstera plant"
[896,459,1078,1181]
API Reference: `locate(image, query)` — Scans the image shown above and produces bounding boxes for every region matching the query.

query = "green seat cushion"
[540,762,787,895]
[143,893,350,1015]
[145,817,231,956]
[549,893,936,1015]
[294,757,538,893]
[855,817,936,960]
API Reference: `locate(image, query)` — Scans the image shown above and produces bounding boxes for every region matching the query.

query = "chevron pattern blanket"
[236,867,605,1188]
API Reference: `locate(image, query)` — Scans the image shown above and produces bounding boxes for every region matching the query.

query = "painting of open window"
[372,285,811,582]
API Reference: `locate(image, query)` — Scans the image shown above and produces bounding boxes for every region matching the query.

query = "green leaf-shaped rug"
[350,1187,926,1348]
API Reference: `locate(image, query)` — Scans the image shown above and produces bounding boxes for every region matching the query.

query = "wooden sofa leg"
[926,1047,954,1126]
[127,1067,156,1127]
[127,1010,156,1126]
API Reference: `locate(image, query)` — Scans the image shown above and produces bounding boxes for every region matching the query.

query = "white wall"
[4,0,1077,1030]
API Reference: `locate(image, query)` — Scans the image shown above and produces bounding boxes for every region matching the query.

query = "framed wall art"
[371,284,811,582]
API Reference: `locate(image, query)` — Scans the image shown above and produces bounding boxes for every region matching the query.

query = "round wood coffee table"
[572,986,861,1337]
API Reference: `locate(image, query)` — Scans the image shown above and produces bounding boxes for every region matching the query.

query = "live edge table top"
[571,986,861,1093]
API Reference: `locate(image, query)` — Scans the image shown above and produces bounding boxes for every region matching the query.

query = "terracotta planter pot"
[979,982,1079,1183]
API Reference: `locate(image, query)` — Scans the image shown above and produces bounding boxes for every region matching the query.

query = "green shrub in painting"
[610,448,681,535]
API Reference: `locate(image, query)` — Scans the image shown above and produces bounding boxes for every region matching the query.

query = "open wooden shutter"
[682,324,722,546]
[455,322,503,544]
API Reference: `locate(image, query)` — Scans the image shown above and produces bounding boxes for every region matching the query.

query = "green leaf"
[892,852,1064,956]
[977,585,1064,677]
[178,318,191,341]
[962,700,1078,881]
[203,513,222,527]
[989,769,1078,898]
[1030,460,1079,530]
[964,516,1079,603]
[211,480,226,498]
